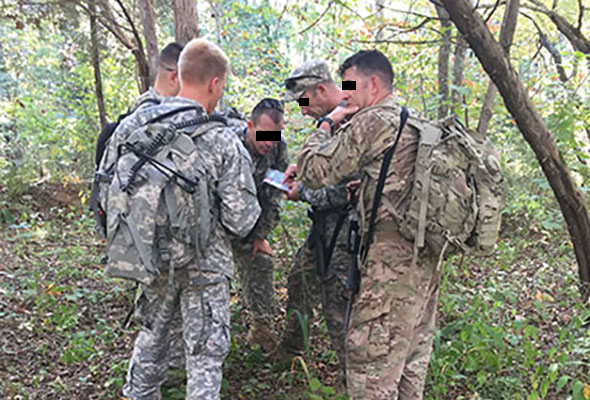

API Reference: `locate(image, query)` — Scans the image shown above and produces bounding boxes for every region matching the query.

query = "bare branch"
[351,38,442,45]
[577,0,584,31]
[477,0,520,135]
[114,0,143,51]
[483,0,501,23]
[522,0,590,54]
[80,0,134,49]
[436,5,452,118]
[452,34,467,115]
[294,1,333,36]
[521,12,568,82]
[379,5,439,20]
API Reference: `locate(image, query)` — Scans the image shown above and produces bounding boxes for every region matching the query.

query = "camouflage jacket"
[232,126,289,241]
[297,176,350,211]
[297,117,356,211]
[129,87,164,113]
[100,97,261,279]
[297,95,417,236]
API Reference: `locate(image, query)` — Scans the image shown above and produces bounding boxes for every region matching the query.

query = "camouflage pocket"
[133,287,155,329]
[347,314,390,363]
[197,282,230,359]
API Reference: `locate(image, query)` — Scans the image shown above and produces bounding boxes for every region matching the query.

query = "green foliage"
[2,1,590,399]
[426,245,590,400]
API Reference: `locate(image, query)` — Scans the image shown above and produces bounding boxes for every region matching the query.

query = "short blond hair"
[179,38,229,85]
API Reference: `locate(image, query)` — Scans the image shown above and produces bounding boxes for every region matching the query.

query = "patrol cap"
[283,60,333,102]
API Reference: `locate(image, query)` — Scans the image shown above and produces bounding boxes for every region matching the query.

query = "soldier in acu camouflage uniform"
[130,42,183,112]
[228,98,288,352]
[297,50,440,400]
[102,38,261,400]
[276,60,356,378]
[95,42,183,170]
[128,42,190,387]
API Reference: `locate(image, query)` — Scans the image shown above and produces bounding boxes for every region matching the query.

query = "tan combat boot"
[247,320,278,353]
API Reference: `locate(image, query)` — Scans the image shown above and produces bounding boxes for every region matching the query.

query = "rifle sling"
[360,107,409,264]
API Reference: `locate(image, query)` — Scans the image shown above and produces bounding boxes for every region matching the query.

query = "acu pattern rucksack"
[392,115,506,258]
[102,108,227,284]
[91,97,161,237]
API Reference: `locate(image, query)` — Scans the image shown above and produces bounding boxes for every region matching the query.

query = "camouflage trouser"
[123,268,230,400]
[346,235,440,400]
[149,241,276,376]
[283,213,350,371]
[134,293,185,371]
[232,241,277,326]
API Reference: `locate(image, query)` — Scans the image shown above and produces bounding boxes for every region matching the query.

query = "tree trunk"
[207,0,224,108]
[441,0,590,301]
[93,0,150,93]
[477,0,520,135]
[138,0,159,85]
[90,12,106,129]
[451,34,467,117]
[132,49,151,93]
[435,5,452,119]
[174,0,199,44]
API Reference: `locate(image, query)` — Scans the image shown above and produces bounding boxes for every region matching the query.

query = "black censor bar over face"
[342,80,356,90]
[256,131,282,141]
[298,98,309,106]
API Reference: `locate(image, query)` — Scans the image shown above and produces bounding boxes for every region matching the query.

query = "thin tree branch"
[114,0,143,52]
[521,12,568,82]
[351,38,442,45]
[523,0,590,54]
[477,0,520,135]
[483,0,501,23]
[379,5,439,20]
[577,0,584,31]
[294,1,333,36]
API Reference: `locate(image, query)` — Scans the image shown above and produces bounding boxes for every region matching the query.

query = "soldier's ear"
[208,76,219,93]
[369,75,381,94]
[170,70,179,86]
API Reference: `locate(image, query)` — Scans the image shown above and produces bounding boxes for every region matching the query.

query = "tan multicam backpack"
[101,111,226,285]
[396,116,506,258]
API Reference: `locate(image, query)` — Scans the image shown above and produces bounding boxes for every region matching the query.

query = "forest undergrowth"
[1,181,589,400]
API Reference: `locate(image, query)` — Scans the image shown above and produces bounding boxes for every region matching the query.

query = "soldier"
[105,38,261,400]
[160,100,285,382]
[228,98,288,352]
[276,60,355,379]
[95,42,183,168]
[130,42,183,111]
[297,50,440,400]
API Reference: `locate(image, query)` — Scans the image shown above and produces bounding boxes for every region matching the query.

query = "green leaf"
[309,377,321,392]
[573,380,584,400]
[321,386,336,395]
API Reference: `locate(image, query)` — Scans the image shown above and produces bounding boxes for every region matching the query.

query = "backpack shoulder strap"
[360,107,409,263]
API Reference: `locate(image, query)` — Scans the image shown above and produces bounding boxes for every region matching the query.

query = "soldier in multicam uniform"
[229,98,288,352]
[103,38,261,400]
[297,50,440,400]
[276,60,356,379]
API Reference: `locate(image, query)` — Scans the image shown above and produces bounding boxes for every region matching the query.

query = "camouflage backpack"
[100,109,227,284]
[392,115,506,258]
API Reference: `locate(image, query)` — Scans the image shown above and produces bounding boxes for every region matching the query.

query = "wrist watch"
[316,116,335,132]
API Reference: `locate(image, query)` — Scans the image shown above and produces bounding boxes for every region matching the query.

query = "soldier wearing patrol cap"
[276,60,358,383]
[297,49,440,400]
